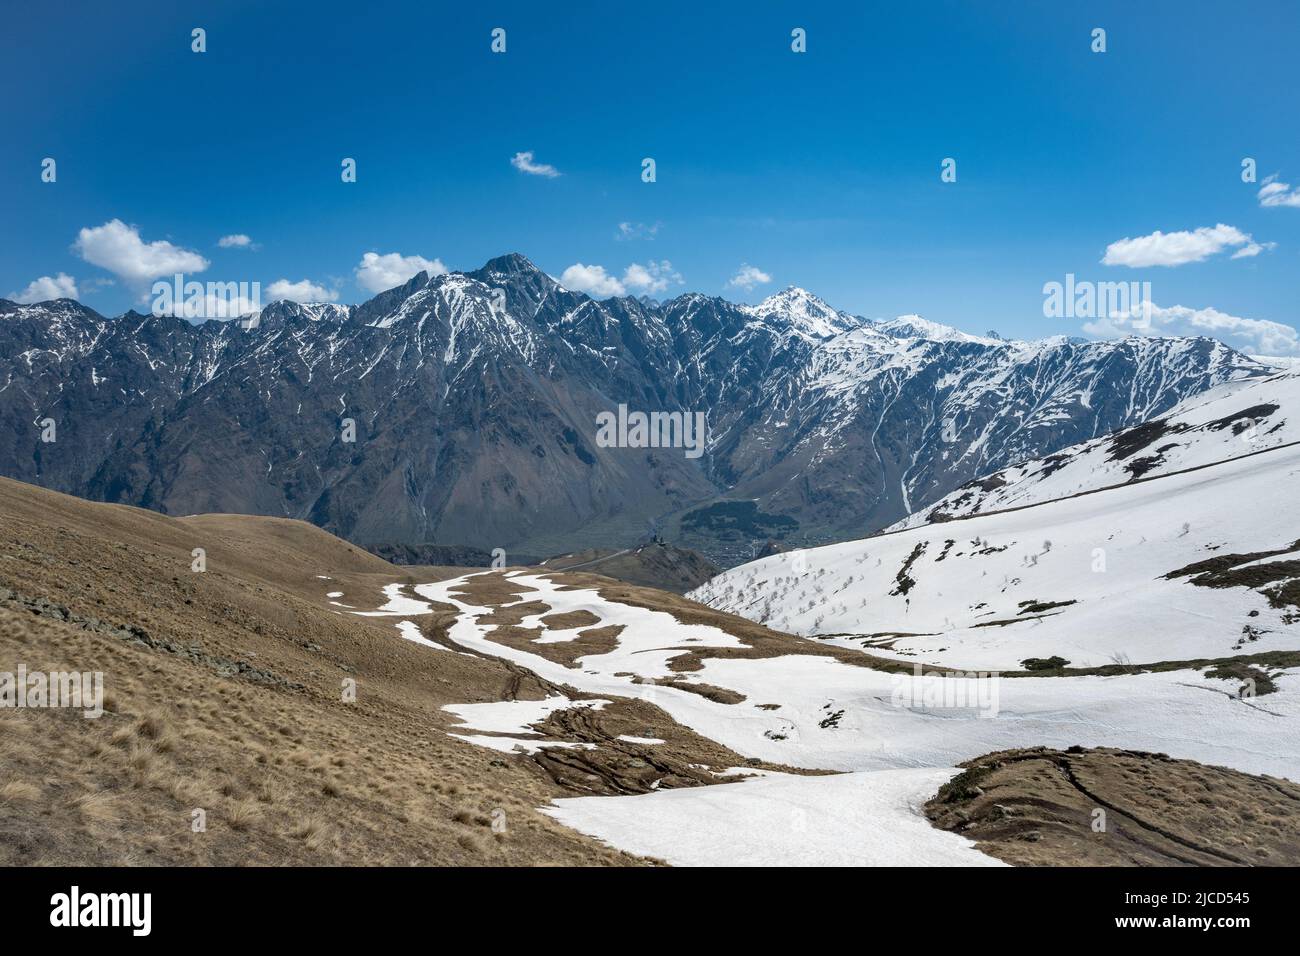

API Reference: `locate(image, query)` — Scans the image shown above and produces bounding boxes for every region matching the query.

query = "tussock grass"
[0,780,41,804]
[67,791,122,823]
[223,799,261,831]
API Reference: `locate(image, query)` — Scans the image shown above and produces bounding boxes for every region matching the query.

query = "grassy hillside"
[0,477,642,865]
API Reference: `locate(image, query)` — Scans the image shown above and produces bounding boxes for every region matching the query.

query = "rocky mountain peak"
[478,251,541,275]
[743,286,859,340]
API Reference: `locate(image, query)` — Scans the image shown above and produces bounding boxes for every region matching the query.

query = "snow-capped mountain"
[0,254,1270,562]
[738,285,860,340]
[890,368,1300,530]
[680,323,1263,562]
[690,439,1300,671]
[873,314,1003,345]
[240,301,353,329]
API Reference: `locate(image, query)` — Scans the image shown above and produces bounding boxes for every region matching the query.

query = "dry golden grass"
[66,791,123,824]
[0,780,41,805]
[0,477,651,867]
[223,798,262,831]
[927,746,1300,866]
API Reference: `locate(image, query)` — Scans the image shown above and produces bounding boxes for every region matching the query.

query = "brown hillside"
[926,746,1300,866]
[0,477,655,865]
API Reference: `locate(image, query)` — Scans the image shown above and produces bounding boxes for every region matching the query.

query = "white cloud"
[616,221,660,241]
[511,151,561,178]
[560,263,625,297]
[218,234,255,248]
[73,219,209,285]
[622,260,682,295]
[266,278,338,303]
[1230,241,1274,259]
[1083,301,1300,357]
[1101,224,1270,268]
[726,263,772,291]
[1258,175,1300,209]
[354,251,447,294]
[559,260,684,298]
[10,273,79,303]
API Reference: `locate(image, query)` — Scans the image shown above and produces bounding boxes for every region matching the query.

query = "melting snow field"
[395,619,445,650]
[340,527,1300,865]
[442,697,608,755]
[397,573,1300,780]
[443,696,608,734]
[352,582,435,617]
[543,768,1005,867]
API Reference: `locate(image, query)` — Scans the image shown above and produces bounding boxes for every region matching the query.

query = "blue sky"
[3,0,1299,353]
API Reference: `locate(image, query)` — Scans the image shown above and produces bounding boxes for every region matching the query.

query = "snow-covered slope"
[1252,355,1300,371]
[692,441,1300,671]
[891,369,1300,530]
[874,314,1004,345]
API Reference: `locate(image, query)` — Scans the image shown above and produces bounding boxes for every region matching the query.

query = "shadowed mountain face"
[0,254,1267,564]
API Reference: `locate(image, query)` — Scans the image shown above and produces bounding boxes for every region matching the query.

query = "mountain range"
[0,253,1268,565]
